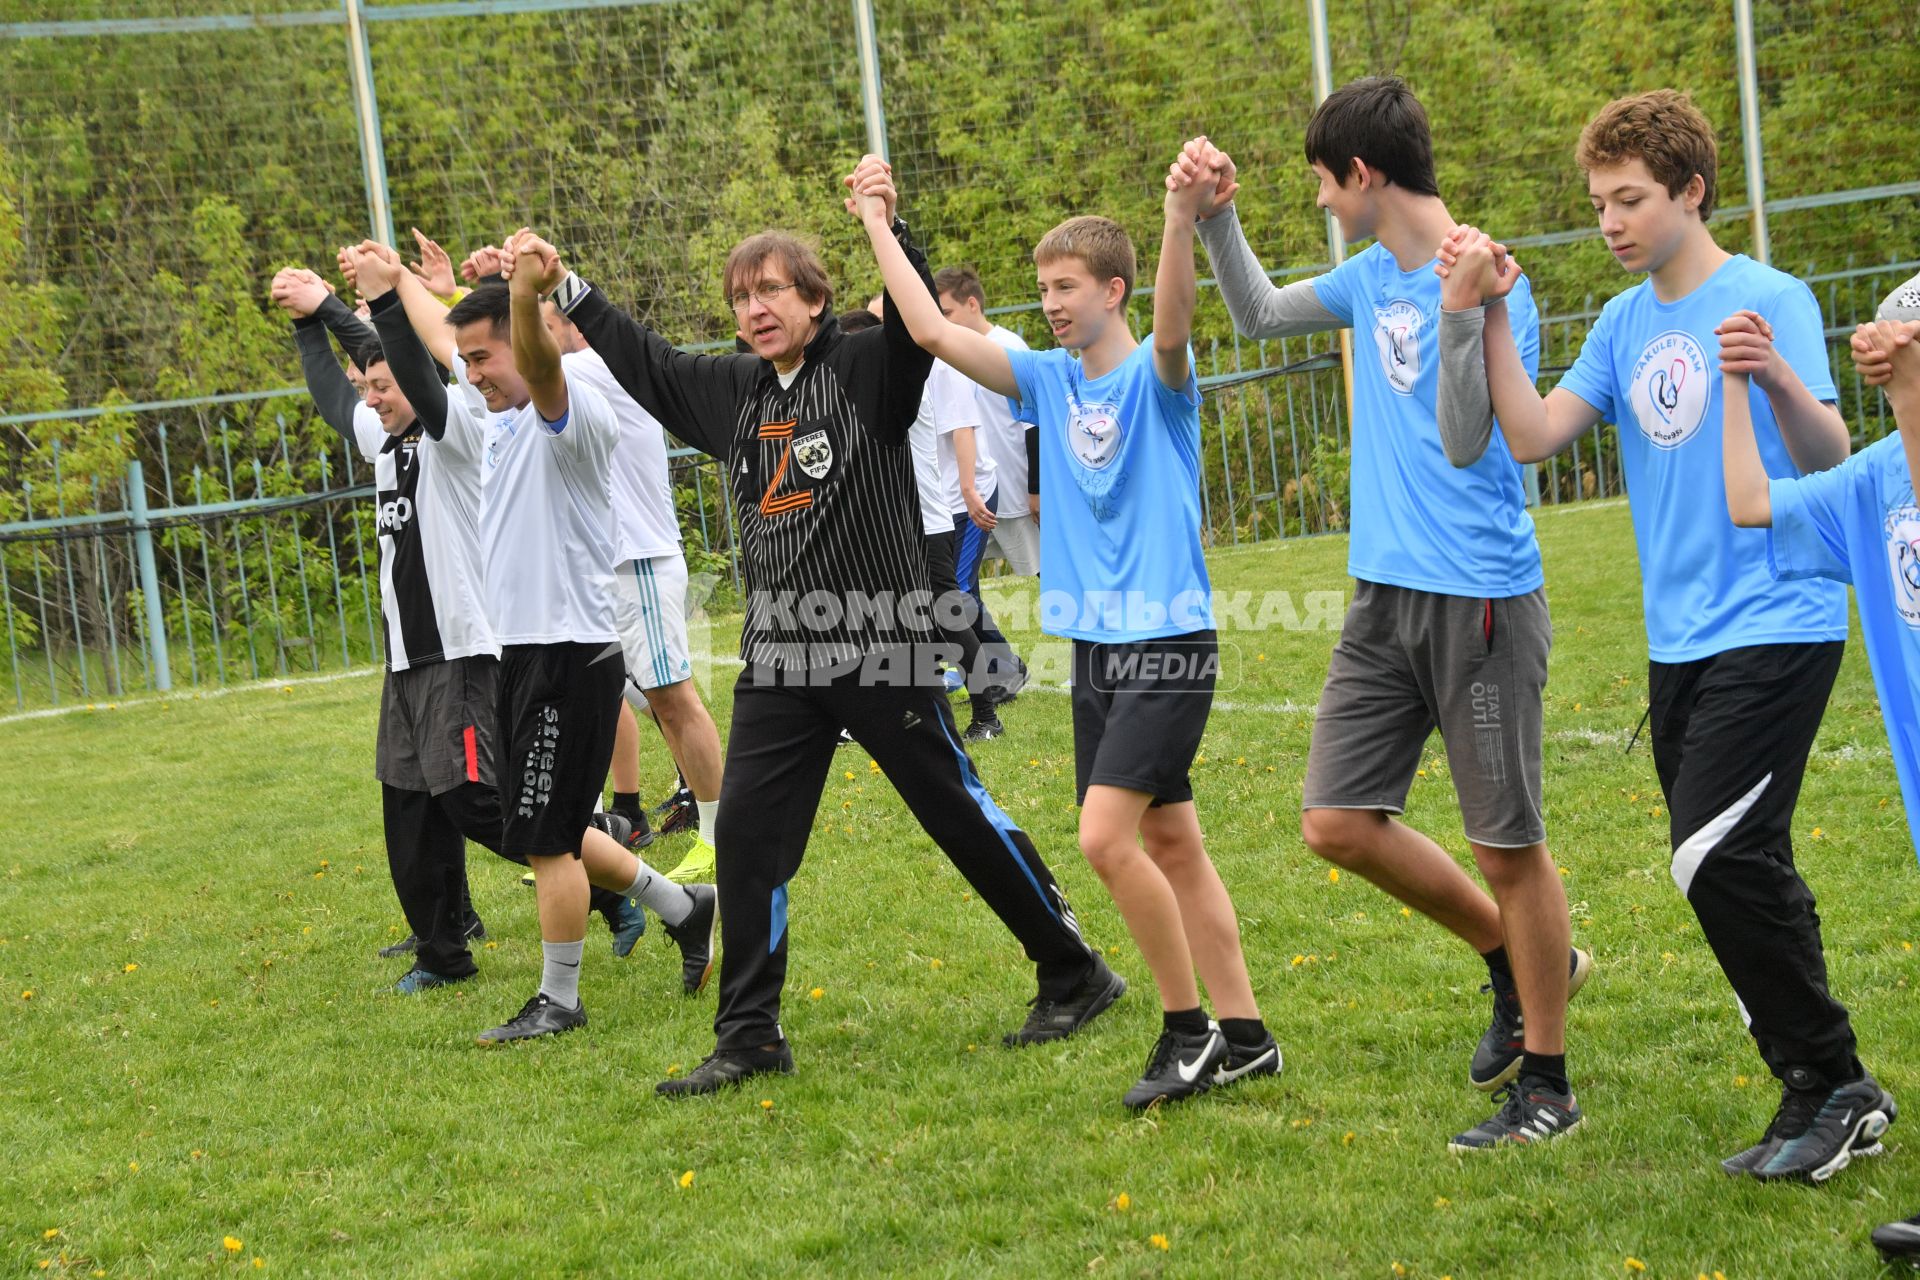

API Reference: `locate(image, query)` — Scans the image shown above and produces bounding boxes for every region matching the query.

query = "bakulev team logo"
[1067,399,1123,470]
[1885,503,1920,629]
[1371,299,1423,395]
[1629,329,1711,449]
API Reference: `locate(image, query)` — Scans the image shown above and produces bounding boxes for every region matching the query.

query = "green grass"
[6,500,1920,1278]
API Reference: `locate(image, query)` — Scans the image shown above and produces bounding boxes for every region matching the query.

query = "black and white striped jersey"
[559,223,940,671]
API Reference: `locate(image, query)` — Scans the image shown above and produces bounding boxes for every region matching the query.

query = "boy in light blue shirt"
[855,145,1277,1112]
[1189,76,1585,1153]
[1445,89,1893,1183]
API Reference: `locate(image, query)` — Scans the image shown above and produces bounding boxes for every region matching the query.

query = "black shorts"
[375,654,498,795]
[497,642,624,859]
[1071,631,1217,806]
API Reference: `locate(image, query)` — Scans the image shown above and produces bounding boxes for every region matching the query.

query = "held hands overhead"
[1435,225,1520,311]
[498,228,566,297]
[1166,137,1238,221]
[842,153,898,227]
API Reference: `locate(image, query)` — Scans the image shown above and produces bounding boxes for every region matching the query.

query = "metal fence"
[2,0,1916,710]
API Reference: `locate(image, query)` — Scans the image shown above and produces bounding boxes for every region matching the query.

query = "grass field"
[6,499,1920,1278]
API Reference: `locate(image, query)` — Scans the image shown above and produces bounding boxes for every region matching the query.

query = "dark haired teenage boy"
[1186,76,1587,1149]
[862,147,1278,1111]
[1439,89,1892,1182]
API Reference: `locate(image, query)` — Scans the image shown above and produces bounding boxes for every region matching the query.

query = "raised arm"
[531,247,741,460]
[846,155,1016,399]
[502,228,569,424]
[1152,136,1212,391]
[343,240,456,369]
[1184,142,1345,341]
[1721,363,1770,526]
[272,268,361,440]
[1867,318,1920,493]
[351,245,451,438]
[1717,306,1848,473]
[1434,226,1515,468]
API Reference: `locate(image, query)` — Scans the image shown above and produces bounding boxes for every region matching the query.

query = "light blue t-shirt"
[1311,241,1543,597]
[1006,338,1214,642]
[1768,433,1920,859]
[1558,254,1846,662]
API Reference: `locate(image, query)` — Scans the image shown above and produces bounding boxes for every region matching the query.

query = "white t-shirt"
[928,358,997,515]
[443,364,621,646]
[351,401,497,671]
[976,324,1034,517]
[562,347,681,562]
[906,387,954,536]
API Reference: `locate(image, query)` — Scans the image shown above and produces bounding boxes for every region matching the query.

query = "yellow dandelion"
[967,1044,977,1052]
[319,860,329,869]
[1027,758,1039,766]
[1735,1074,1750,1087]
[1558,866,1570,877]
[1400,907,1412,918]
[21,989,33,999]
[1342,1131,1355,1146]
[678,1170,695,1189]
[1811,827,1824,839]
[1235,756,1246,765]
[224,1237,243,1252]
[1625,1261,1646,1274]
[1716,1272,1728,1280]
[1434,1196,1451,1207]
[666,1063,682,1077]
[43,1229,59,1240]
[191,1149,205,1159]
[1392,1266,1408,1278]
[485,941,498,950]
[254,1259,264,1269]
[809,986,824,1000]
[128,1160,139,1172]
[1905,942,1914,952]
[1149,1234,1169,1251]
[930,958,943,970]
[843,770,855,781]
[1114,1192,1131,1211]
[1195,754,1206,764]
[1416,769,1427,778]
[867,760,880,773]
[1256,653,1266,662]
[1291,955,1305,967]
[1328,868,1339,884]
[760,1099,773,1111]
[96,1271,107,1278]
[1573,702,1581,711]
[38,1262,50,1271]
[301,926,311,935]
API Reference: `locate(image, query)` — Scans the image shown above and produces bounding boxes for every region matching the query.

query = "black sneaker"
[1003,956,1127,1047]
[989,658,1029,705]
[378,932,421,959]
[1872,1212,1920,1265]
[1122,1026,1228,1110]
[1470,946,1593,1092]
[661,884,717,995]
[1448,1077,1583,1151]
[475,992,587,1046]
[464,916,487,942]
[961,713,1004,743]
[656,787,697,836]
[657,1040,795,1097]
[1213,1026,1283,1088]
[1723,1072,1896,1183]
[609,806,656,851]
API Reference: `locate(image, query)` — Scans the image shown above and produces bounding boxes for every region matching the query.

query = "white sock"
[626,859,695,926]
[697,800,719,846]
[539,939,585,1010]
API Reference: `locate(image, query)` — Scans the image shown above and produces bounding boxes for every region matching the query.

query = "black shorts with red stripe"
[376,653,499,796]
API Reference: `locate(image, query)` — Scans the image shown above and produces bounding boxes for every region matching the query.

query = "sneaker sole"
[1447,1113,1584,1154]
[1469,947,1596,1093]
[474,1021,585,1046]
[1809,1110,1892,1184]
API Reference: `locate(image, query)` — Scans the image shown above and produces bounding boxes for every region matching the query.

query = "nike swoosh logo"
[1214,1047,1276,1083]
[1176,1035,1220,1083]
[556,961,580,970]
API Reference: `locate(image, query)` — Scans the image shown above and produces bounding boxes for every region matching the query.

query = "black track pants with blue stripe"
[711,661,1097,1052]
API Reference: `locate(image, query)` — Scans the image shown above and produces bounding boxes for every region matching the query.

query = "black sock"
[611,790,641,819]
[1481,944,1513,980]
[1218,1016,1267,1048]
[1162,1006,1208,1037]
[1520,1051,1568,1094]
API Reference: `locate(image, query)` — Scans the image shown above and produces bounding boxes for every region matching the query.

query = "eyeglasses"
[728,282,800,312]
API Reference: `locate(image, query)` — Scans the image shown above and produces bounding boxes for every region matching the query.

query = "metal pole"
[1307,0,1357,425]
[128,460,173,691]
[851,0,889,164]
[1733,0,1770,264]
[344,0,396,247]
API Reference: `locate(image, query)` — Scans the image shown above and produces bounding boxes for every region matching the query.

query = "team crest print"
[1629,329,1711,449]
[793,429,833,480]
[1371,300,1423,395]
[1885,503,1920,629]
[1067,398,1124,471]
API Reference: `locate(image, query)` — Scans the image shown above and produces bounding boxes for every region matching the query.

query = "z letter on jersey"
[1629,330,1711,449]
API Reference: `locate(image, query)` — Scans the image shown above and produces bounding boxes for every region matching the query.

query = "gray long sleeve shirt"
[1195,203,1499,468]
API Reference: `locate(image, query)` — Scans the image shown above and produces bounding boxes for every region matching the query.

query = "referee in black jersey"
[511,170,1123,1096]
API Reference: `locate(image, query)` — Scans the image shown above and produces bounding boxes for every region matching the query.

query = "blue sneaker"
[610,897,648,958]
[392,967,468,995]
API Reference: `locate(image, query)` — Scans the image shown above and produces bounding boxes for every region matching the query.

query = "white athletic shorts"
[985,513,1039,576]
[612,552,694,696]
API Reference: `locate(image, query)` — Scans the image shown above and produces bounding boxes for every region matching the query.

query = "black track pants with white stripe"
[1650,641,1861,1085]
[710,663,1097,1052]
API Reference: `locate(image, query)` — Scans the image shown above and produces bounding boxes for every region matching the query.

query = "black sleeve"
[292,317,363,443]
[312,292,377,357]
[872,220,938,445]
[367,291,450,440]
[1025,423,1039,499]
[562,281,749,461]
